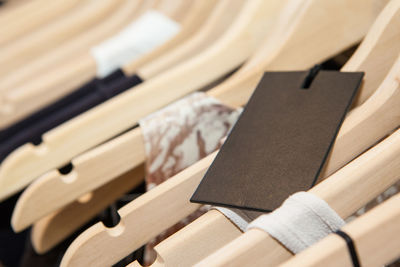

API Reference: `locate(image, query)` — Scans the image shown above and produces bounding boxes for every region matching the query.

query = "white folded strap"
[247,192,345,254]
[91,10,180,77]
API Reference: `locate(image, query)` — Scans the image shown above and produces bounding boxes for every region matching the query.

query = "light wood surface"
[0,0,81,47]
[0,0,46,30]
[0,0,149,128]
[341,0,400,105]
[0,0,124,77]
[57,1,387,266]
[60,154,214,266]
[280,193,400,267]
[11,0,245,233]
[32,164,145,254]
[122,0,219,75]
[125,0,244,78]
[0,0,286,201]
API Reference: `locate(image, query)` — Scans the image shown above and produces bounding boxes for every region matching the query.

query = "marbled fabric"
[139,92,241,264]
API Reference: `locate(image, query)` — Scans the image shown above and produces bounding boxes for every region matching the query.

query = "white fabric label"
[91,11,180,77]
[247,192,345,254]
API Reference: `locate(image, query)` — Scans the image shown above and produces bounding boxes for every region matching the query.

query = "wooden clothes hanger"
[0,0,211,130]
[0,0,81,47]
[33,164,146,255]
[123,0,244,79]
[280,193,400,267]
[0,0,45,26]
[55,0,388,265]
[121,0,219,75]
[0,0,150,118]
[0,0,287,201]
[11,0,246,233]
[0,0,125,78]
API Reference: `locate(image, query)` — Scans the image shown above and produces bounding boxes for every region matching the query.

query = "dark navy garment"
[0,69,143,163]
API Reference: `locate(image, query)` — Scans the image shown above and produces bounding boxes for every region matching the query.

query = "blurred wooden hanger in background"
[0,0,81,47]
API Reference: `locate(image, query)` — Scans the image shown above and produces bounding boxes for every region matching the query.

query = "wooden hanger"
[0,0,45,28]
[32,164,146,254]
[0,0,194,128]
[56,0,388,265]
[0,0,194,129]
[0,0,28,12]
[0,0,125,77]
[11,0,246,233]
[121,0,219,74]
[0,0,81,47]
[0,0,287,201]
[280,194,400,267]
[0,0,150,115]
[123,0,243,78]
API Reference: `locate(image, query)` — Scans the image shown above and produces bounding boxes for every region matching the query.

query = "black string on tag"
[335,230,361,267]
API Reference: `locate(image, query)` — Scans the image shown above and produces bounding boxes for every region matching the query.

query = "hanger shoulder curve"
[342,0,400,106]
[122,0,218,75]
[135,0,246,79]
[0,0,124,77]
[208,0,388,105]
[0,0,81,47]
[31,164,145,254]
[11,128,145,232]
[60,154,215,267]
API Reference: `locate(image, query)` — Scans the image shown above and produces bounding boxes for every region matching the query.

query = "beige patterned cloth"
[139,92,241,264]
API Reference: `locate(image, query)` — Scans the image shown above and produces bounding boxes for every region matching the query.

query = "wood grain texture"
[0,0,81,47]
[0,0,148,129]
[280,193,400,267]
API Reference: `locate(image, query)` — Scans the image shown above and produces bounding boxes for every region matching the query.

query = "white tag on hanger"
[91,10,180,78]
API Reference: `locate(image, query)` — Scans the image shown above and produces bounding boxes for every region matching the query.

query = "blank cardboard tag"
[191,70,363,212]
